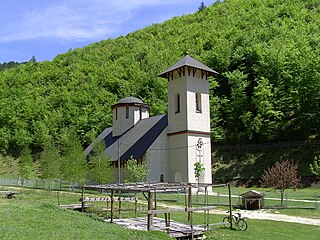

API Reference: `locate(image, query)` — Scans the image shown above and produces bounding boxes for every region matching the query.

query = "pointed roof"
[158,54,219,78]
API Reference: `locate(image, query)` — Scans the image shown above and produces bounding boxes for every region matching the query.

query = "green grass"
[0,187,170,240]
[166,212,320,240]
[1,187,320,239]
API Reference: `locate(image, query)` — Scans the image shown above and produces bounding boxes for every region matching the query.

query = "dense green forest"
[1,0,320,157]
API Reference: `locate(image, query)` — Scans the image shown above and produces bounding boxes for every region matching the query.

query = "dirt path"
[155,201,320,226]
[209,209,320,226]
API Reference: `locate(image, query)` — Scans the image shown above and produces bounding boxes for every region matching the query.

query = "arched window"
[175,93,180,114]
[195,92,202,113]
[160,174,164,182]
[139,106,142,120]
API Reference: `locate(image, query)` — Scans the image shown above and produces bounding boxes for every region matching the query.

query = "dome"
[111,96,150,110]
[118,96,144,104]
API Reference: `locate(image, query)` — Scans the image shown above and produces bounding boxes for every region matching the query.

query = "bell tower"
[158,54,218,184]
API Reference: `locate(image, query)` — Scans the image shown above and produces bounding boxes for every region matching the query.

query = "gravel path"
[210,209,320,226]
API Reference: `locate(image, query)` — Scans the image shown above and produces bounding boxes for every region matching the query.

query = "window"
[139,106,142,120]
[160,174,164,182]
[126,106,129,119]
[115,108,118,120]
[195,92,202,113]
[175,93,180,114]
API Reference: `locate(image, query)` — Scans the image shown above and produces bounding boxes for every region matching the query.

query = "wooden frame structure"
[81,182,233,238]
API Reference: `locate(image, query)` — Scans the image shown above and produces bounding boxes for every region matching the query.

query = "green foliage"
[1,0,320,155]
[39,139,61,187]
[89,141,114,184]
[19,147,36,180]
[194,162,205,179]
[0,154,20,177]
[310,155,320,179]
[124,156,148,183]
[198,2,206,12]
[60,128,87,184]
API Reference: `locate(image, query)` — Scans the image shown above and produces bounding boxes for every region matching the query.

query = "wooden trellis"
[81,182,233,238]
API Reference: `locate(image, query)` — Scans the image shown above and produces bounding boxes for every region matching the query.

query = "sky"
[0,0,214,63]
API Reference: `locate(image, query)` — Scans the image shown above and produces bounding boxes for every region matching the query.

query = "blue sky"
[0,0,214,63]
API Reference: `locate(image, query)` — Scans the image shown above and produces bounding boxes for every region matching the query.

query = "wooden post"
[111,189,114,223]
[164,213,169,233]
[147,191,153,230]
[134,193,137,217]
[118,191,122,219]
[187,184,192,221]
[81,186,85,212]
[204,186,208,231]
[154,192,157,217]
[57,191,60,206]
[228,183,232,230]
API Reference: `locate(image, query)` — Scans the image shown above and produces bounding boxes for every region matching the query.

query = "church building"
[84,54,218,184]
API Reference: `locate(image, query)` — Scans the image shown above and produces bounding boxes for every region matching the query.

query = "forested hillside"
[1,0,320,155]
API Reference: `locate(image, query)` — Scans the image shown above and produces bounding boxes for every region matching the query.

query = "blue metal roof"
[85,114,168,161]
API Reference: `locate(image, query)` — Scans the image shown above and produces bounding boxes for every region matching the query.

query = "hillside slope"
[0,0,320,155]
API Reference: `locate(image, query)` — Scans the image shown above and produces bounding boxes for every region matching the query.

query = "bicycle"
[223,211,248,231]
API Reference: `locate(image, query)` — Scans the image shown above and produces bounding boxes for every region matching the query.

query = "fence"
[0,177,82,192]
[1,178,319,210]
[156,189,320,210]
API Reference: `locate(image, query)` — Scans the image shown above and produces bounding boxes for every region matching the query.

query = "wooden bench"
[80,197,138,203]
[80,196,139,218]
[0,191,20,199]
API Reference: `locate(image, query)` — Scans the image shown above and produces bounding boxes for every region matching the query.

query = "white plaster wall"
[187,135,212,184]
[144,127,168,182]
[167,71,188,134]
[167,66,212,184]
[141,107,149,119]
[113,106,149,137]
[168,134,188,182]
[186,76,210,132]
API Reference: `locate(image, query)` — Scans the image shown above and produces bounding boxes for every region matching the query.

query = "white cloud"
[0,0,196,42]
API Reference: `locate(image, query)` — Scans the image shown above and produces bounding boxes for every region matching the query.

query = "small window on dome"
[126,106,129,119]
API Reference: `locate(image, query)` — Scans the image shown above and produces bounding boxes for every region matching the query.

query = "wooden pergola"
[81,182,233,238]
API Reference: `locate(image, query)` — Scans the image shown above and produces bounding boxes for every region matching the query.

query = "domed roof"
[118,96,144,104]
[111,96,150,109]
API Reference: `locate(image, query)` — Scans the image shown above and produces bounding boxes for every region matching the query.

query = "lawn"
[0,186,319,239]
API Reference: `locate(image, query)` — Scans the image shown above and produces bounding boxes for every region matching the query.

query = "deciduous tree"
[88,141,114,184]
[124,156,148,183]
[261,160,300,205]
[310,155,320,180]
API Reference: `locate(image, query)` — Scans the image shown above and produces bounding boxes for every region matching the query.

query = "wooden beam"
[187,184,192,221]
[118,191,122,219]
[81,187,85,212]
[147,191,153,230]
[147,206,216,215]
[228,183,232,230]
[111,190,114,223]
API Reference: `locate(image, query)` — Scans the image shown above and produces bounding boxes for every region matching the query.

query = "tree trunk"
[280,190,284,206]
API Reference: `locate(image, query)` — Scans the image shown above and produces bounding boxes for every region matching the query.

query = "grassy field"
[0,186,320,239]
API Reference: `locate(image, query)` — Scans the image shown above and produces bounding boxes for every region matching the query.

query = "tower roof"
[158,54,219,78]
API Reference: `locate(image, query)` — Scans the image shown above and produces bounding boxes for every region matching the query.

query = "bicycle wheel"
[223,216,231,228]
[237,219,248,231]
